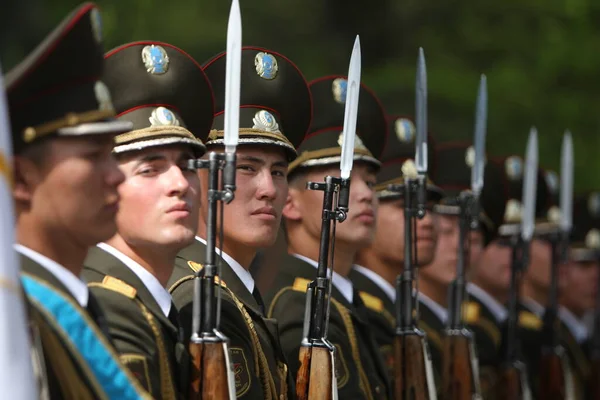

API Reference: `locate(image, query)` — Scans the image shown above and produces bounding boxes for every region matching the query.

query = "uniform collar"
[195,236,255,294]
[291,253,354,304]
[97,243,171,317]
[352,264,396,303]
[467,283,508,323]
[521,297,545,317]
[559,306,589,343]
[15,243,89,307]
[418,292,448,324]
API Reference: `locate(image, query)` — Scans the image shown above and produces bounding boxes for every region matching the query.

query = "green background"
[2,0,599,192]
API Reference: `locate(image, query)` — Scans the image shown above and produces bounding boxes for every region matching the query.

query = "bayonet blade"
[560,131,573,232]
[223,0,242,152]
[340,35,361,180]
[415,47,428,175]
[471,74,487,196]
[521,127,538,241]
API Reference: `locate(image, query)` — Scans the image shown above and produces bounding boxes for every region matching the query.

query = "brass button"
[375,385,381,394]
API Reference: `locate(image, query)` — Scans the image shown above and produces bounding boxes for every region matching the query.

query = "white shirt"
[292,253,354,304]
[467,283,508,323]
[15,244,89,307]
[195,237,255,294]
[352,264,396,303]
[418,292,448,324]
[559,306,589,343]
[97,243,172,317]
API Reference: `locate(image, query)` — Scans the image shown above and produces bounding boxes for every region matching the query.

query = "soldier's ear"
[13,156,41,205]
[282,190,302,221]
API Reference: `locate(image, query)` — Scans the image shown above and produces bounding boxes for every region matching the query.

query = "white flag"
[0,62,38,399]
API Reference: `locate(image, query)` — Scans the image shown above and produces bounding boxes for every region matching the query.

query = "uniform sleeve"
[268,287,369,399]
[171,278,265,398]
[88,285,162,399]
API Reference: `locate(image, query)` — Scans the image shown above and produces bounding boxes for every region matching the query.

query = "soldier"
[351,115,443,379]
[81,41,214,398]
[265,77,391,399]
[168,47,312,399]
[8,3,149,399]
[557,191,600,398]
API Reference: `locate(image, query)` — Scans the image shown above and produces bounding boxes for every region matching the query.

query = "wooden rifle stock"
[297,345,333,400]
[538,352,566,400]
[498,367,523,400]
[394,333,431,400]
[189,340,231,399]
[589,359,600,400]
[442,335,474,400]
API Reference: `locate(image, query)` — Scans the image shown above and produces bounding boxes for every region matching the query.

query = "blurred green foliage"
[2,0,599,191]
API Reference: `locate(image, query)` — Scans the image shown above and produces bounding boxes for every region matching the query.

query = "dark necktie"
[252,286,266,316]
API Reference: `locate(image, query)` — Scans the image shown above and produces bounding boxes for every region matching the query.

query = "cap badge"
[401,159,418,179]
[505,156,523,181]
[588,192,600,218]
[255,52,278,80]
[504,199,522,223]
[90,8,103,44]
[394,118,415,143]
[586,229,600,249]
[545,170,559,194]
[142,45,170,75]
[149,107,180,126]
[337,132,367,151]
[94,81,114,112]
[332,78,348,104]
[547,205,561,224]
[252,110,280,133]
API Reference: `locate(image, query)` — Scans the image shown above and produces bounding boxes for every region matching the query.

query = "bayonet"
[340,36,361,180]
[415,48,428,175]
[471,75,487,196]
[560,132,573,234]
[521,128,538,243]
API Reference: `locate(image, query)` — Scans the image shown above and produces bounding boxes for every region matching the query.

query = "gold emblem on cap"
[394,118,415,143]
[504,199,522,223]
[90,8,102,44]
[401,159,418,179]
[254,52,278,80]
[141,45,170,75]
[252,110,280,133]
[505,156,523,181]
[586,229,600,249]
[332,78,348,104]
[149,107,180,127]
[465,145,487,168]
[23,127,36,143]
[337,132,366,151]
[547,205,561,224]
[588,192,600,218]
[94,81,114,112]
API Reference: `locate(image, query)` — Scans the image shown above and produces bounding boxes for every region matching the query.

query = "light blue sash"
[22,275,145,400]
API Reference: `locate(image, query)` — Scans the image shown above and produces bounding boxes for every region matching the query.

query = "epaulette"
[462,301,480,324]
[359,291,383,313]
[518,311,542,330]
[186,260,227,287]
[292,277,311,293]
[97,276,137,299]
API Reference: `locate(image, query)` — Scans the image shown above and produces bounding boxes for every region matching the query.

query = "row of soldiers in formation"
[5,1,598,399]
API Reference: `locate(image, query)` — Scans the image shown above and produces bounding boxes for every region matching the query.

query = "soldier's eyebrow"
[133,153,166,167]
[238,155,288,169]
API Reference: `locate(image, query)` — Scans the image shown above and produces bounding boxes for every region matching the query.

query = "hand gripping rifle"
[296,36,361,400]
[391,48,438,400]
[539,132,575,400]
[499,129,537,400]
[442,75,487,400]
[188,2,241,398]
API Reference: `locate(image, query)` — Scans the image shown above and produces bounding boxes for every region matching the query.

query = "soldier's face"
[371,199,437,267]
[472,239,512,295]
[420,214,460,286]
[113,145,199,249]
[200,146,288,249]
[295,163,378,248]
[523,238,552,292]
[560,259,599,317]
[14,136,124,246]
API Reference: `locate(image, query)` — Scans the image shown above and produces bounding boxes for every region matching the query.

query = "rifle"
[498,128,537,400]
[392,47,437,400]
[188,2,241,398]
[539,132,575,400]
[441,75,486,400]
[296,36,361,400]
